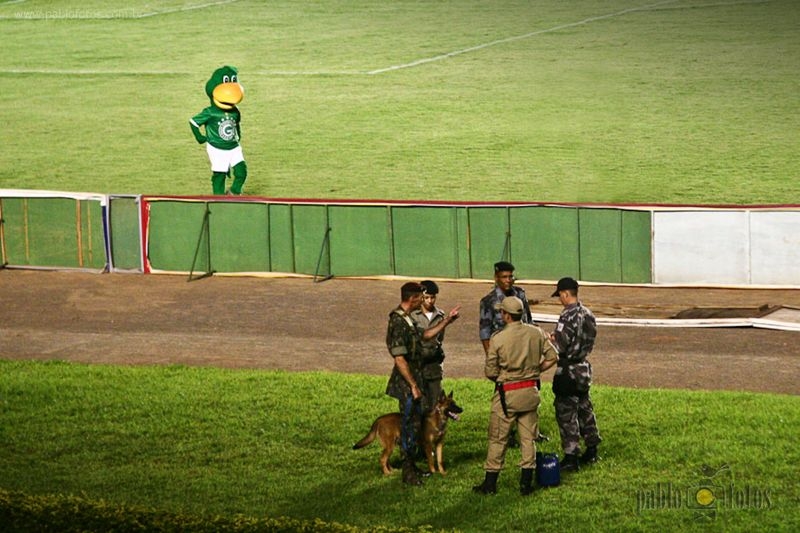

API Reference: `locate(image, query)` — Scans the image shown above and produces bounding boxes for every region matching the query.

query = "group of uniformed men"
[385,262,601,493]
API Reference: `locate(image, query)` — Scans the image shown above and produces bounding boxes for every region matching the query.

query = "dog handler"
[473,296,558,496]
[385,282,460,486]
[411,280,448,413]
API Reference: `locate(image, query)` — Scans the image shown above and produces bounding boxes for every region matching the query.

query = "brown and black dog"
[353,390,463,476]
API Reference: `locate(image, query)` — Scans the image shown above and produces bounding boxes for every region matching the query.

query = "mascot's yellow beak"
[212,82,244,110]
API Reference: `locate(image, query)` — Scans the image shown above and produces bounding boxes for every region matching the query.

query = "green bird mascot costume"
[190,66,248,195]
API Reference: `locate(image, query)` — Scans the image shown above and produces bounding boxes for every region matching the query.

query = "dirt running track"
[0,270,798,395]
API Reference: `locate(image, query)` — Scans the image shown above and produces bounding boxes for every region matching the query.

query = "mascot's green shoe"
[189,66,248,195]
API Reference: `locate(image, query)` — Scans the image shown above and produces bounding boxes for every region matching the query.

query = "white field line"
[0,0,242,19]
[0,0,772,76]
[367,0,771,74]
[0,68,368,76]
[0,68,195,75]
[367,0,681,74]
[134,0,244,19]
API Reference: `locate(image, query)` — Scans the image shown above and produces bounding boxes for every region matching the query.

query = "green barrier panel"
[578,208,623,282]
[0,197,105,269]
[137,198,653,283]
[109,196,142,271]
[466,206,510,279]
[78,199,106,270]
[455,208,471,278]
[292,204,329,275]
[329,205,392,276]
[392,206,460,278]
[0,198,26,265]
[621,210,652,283]
[208,202,270,272]
[510,206,580,280]
[268,204,293,273]
[147,201,208,272]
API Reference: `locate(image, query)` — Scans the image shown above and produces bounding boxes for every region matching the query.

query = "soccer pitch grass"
[0,0,797,204]
[1,361,798,532]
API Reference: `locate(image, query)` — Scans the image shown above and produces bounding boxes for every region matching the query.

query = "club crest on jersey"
[218,118,238,141]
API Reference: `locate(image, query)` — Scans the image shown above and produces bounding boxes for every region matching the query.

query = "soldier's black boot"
[520,468,535,496]
[581,445,599,465]
[560,453,580,472]
[414,461,432,478]
[402,458,423,486]
[472,471,499,495]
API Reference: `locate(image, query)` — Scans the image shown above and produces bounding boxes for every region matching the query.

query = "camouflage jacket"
[551,302,597,396]
[479,285,533,341]
[385,306,425,401]
[411,306,446,380]
[551,302,596,365]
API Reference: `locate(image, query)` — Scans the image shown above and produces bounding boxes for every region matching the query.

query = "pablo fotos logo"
[636,464,772,521]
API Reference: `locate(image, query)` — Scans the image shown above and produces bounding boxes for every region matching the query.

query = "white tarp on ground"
[532,306,800,332]
[653,210,800,286]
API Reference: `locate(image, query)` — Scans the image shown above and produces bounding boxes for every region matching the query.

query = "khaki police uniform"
[483,321,558,471]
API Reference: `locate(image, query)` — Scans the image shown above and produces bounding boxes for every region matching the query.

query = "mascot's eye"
[223,75,231,83]
[231,75,237,82]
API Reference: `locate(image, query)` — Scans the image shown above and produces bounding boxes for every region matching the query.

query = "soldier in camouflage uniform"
[386,282,460,486]
[549,277,601,472]
[410,280,447,413]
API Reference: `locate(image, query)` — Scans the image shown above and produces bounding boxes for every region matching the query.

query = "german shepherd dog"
[353,390,463,476]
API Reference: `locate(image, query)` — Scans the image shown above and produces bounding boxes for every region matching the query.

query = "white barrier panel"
[750,212,800,285]
[653,211,750,285]
[532,310,800,332]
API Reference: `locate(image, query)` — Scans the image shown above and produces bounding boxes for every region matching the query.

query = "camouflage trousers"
[422,378,442,413]
[397,396,423,457]
[554,393,601,455]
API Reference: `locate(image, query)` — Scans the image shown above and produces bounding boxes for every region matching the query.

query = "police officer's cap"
[551,277,579,297]
[494,261,515,273]
[420,280,439,295]
[494,296,524,315]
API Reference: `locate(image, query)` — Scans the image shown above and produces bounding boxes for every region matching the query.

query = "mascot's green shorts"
[189,66,248,195]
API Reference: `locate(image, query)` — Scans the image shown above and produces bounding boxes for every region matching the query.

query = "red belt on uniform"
[501,380,537,392]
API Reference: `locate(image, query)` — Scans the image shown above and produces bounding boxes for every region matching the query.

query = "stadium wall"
[2,190,799,287]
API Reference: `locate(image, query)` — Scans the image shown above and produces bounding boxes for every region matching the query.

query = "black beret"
[420,280,439,295]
